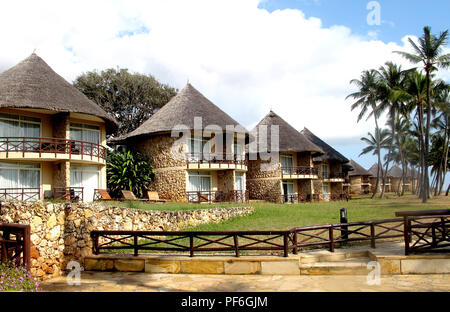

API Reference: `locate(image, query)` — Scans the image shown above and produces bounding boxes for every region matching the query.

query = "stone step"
[300,257,372,275]
[299,250,369,264]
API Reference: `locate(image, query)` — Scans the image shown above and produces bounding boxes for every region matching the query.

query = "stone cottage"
[300,128,349,201]
[246,111,324,203]
[368,163,392,193]
[347,159,372,194]
[116,83,248,203]
[0,53,118,202]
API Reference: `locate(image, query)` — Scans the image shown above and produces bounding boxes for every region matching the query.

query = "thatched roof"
[388,165,403,178]
[368,163,382,177]
[301,128,349,163]
[0,53,118,133]
[348,159,372,177]
[249,111,323,155]
[120,83,246,140]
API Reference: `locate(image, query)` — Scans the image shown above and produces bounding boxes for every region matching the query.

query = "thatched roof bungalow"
[0,53,118,201]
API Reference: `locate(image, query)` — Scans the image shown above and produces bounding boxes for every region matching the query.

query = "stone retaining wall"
[0,201,253,280]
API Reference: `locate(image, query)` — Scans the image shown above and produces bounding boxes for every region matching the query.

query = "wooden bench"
[147,191,166,203]
[121,190,147,201]
[93,189,112,201]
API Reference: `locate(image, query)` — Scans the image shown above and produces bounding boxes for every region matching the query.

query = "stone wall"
[0,201,253,280]
[131,134,186,169]
[247,157,282,202]
[149,168,187,201]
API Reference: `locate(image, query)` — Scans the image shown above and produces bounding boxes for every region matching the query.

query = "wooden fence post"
[329,226,334,252]
[292,230,298,255]
[233,235,240,257]
[283,232,289,257]
[370,223,376,248]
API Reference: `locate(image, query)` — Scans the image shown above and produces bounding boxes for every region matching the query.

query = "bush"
[107,150,155,198]
[0,262,40,292]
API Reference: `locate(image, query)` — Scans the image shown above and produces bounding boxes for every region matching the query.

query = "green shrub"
[107,150,155,198]
[0,262,40,292]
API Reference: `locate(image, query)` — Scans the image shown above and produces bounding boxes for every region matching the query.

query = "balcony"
[0,188,40,202]
[186,190,248,203]
[280,193,320,203]
[185,153,247,170]
[0,137,106,164]
[281,166,319,179]
[322,172,346,182]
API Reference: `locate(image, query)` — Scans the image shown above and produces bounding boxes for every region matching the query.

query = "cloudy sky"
[0,0,449,172]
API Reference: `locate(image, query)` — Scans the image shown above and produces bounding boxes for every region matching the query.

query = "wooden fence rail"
[91,214,450,257]
[0,223,31,270]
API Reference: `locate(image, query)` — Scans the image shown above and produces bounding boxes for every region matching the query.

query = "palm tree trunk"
[439,116,449,194]
[380,111,396,198]
[423,69,432,202]
[372,113,381,199]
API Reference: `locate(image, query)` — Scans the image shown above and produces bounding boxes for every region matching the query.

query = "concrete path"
[40,271,450,292]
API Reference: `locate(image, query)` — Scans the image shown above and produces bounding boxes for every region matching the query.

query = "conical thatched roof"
[368,163,381,177]
[348,159,372,177]
[249,111,323,155]
[301,127,349,163]
[120,83,246,140]
[388,165,403,178]
[0,53,118,133]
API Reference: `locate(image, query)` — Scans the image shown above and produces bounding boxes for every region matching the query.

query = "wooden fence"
[91,213,449,257]
[0,223,31,270]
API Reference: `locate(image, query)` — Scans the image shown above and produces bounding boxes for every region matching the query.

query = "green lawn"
[101,200,252,211]
[104,193,449,231]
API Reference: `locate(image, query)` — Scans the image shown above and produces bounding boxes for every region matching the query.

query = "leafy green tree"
[106,150,155,198]
[73,68,177,138]
[395,26,450,202]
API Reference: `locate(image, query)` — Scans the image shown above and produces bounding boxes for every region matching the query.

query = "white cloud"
[0,0,448,142]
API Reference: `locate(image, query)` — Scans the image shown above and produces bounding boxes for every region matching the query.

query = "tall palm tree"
[399,70,428,197]
[376,62,409,198]
[359,128,391,197]
[395,26,450,202]
[431,85,450,194]
[347,70,383,198]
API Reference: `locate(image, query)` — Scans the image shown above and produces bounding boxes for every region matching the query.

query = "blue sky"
[258,0,450,180]
[259,0,450,44]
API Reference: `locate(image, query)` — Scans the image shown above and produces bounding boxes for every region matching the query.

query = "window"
[322,164,329,179]
[188,171,212,191]
[70,165,100,202]
[322,183,330,201]
[282,181,295,195]
[281,154,294,174]
[70,123,101,156]
[0,113,41,138]
[0,162,40,189]
[187,171,212,202]
[188,137,212,161]
[234,140,243,159]
[235,172,244,191]
[70,123,100,144]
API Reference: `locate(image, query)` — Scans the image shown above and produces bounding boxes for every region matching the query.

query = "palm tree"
[359,128,391,197]
[347,70,383,198]
[398,70,428,197]
[394,26,450,202]
[431,84,450,194]
[376,62,409,198]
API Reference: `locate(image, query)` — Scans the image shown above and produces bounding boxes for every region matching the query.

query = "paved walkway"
[41,271,450,292]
